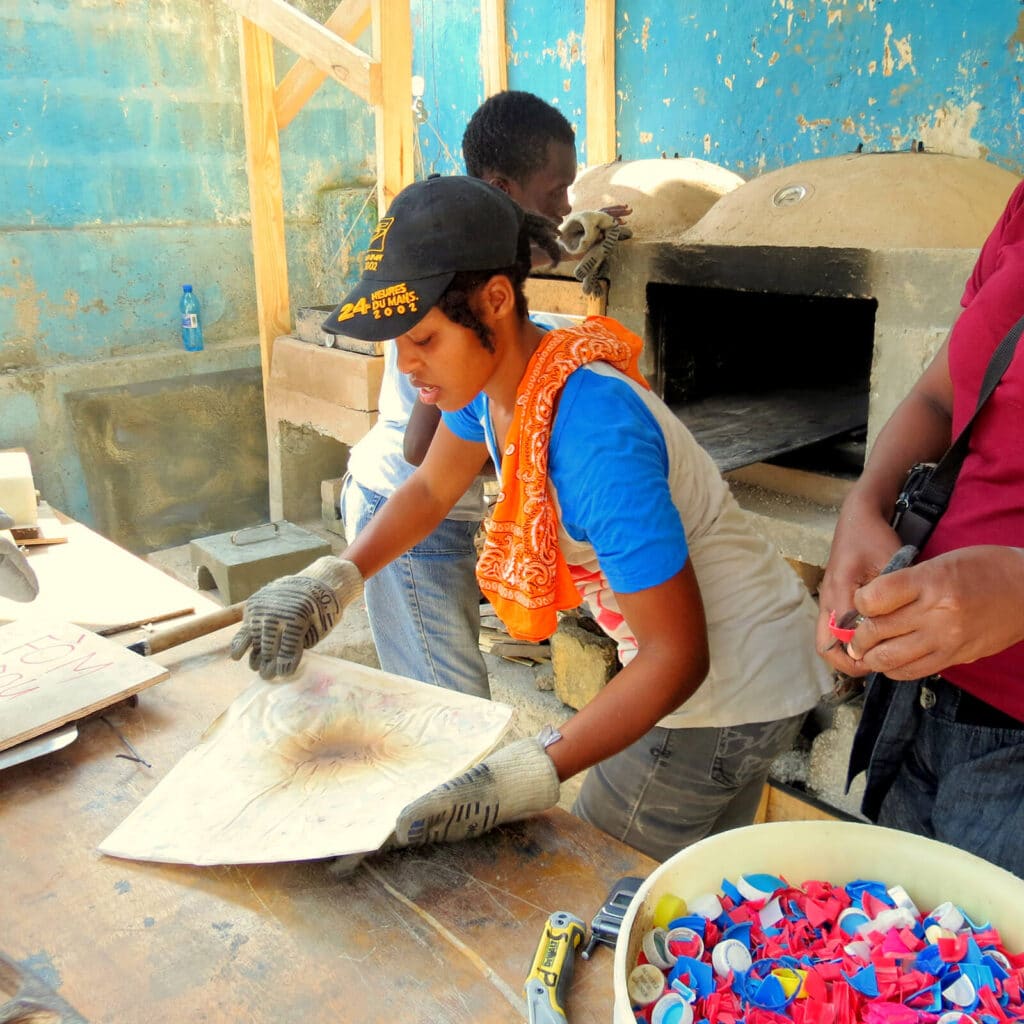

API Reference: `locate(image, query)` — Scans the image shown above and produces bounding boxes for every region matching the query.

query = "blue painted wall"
[414,1,1024,176]
[2,0,1022,536]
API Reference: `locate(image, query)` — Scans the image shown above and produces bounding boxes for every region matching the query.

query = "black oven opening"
[647,283,877,480]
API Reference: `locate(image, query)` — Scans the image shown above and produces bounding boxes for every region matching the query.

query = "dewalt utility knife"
[525,910,587,1024]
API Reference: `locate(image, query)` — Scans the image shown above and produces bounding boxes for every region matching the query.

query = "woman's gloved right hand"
[229,556,364,679]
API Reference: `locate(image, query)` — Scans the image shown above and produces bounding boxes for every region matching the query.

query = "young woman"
[231,175,831,862]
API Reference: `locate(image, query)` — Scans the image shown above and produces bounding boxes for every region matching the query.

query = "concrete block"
[550,613,619,710]
[189,520,331,604]
[269,335,384,412]
[295,305,387,357]
[268,420,350,523]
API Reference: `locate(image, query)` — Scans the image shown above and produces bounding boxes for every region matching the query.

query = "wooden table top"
[0,625,656,1023]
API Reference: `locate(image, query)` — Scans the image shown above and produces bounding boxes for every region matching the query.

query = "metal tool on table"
[580,875,644,960]
[525,910,586,1024]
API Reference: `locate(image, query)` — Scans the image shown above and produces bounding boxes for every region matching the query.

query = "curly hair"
[438,211,562,352]
[462,91,575,184]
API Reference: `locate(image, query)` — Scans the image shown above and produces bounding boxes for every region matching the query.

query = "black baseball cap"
[323,175,526,341]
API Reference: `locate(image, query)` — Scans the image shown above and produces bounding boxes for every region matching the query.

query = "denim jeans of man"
[850,672,1024,877]
[340,475,490,700]
[573,712,806,862]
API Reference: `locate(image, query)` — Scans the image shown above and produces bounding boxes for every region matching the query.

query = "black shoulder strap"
[917,311,1024,508]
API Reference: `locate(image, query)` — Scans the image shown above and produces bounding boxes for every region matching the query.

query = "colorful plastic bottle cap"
[651,992,694,1024]
[642,927,675,969]
[688,892,723,920]
[712,938,752,977]
[654,893,689,930]
[887,884,919,915]
[931,902,966,933]
[772,967,808,999]
[937,1014,977,1024]
[758,897,785,929]
[942,975,977,1007]
[665,926,704,961]
[984,949,1012,973]
[827,608,860,643]
[843,939,872,960]
[736,873,786,901]
[925,924,956,945]
[838,907,870,937]
[629,963,668,1007]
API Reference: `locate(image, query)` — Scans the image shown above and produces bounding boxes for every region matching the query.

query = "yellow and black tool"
[525,910,586,1024]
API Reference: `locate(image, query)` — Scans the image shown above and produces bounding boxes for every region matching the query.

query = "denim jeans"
[572,712,806,862]
[850,672,1024,877]
[340,476,490,699]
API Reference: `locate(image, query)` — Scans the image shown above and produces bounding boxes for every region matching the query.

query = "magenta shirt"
[923,177,1024,718]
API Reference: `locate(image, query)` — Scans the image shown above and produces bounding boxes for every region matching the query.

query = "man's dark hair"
[438,211,562,352]
[462,90,575,183]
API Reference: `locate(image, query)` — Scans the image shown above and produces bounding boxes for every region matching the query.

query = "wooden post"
[480,0,508,97]
[371,0,414,215]
[584,0,616,166]
[237,15,290,393]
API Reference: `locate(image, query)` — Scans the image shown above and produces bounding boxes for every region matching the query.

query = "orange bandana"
[476,316,651,642]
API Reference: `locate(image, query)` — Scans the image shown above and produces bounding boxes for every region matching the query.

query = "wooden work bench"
[1,623,656,1023]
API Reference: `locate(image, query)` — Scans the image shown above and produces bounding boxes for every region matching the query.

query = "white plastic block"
[0,450,38,528]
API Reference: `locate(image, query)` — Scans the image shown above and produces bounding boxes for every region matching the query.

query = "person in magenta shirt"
[818,177,1024,875]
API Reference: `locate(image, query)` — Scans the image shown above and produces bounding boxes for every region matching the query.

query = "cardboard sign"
[0,618,168,752]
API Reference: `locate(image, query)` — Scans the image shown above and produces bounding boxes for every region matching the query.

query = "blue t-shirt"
[442,364,689,594]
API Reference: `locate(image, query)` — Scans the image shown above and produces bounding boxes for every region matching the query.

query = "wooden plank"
[0,619,169,752]
[763,783,844,824]
[584,0,617,164]
[275,0,372,130]
[371,0,414,213]
[0,515,221,631]
[7,510,68,546]
[525,276,591,317]
[726,462,856,509]
[238,16,291,390]
[480,0,508,97]
[2,627,657,1023]
[670,384,868,473]
[222,0,376,106]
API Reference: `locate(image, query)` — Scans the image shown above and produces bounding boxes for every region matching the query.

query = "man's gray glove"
[229,556,364,680]
[395,737,560,847]
[560,210,632,297]
[0,536,39,602]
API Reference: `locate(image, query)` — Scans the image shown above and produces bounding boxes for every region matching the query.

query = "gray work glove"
[560,210,632,297]
[229,556,364,679]
[395,737,561,847]
[0,536,39,602]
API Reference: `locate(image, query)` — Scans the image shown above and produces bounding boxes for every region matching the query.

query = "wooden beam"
[480,0,508,97]
[275,0,372,130]
[371,0,414,214]
[584,0,616,165]
[223,0,378,106]
[237,16,291,393]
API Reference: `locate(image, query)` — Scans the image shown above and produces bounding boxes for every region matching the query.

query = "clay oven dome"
[568,157,745,240]
[682,152,1020,249]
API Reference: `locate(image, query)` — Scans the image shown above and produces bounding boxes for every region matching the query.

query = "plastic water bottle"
[180,284,204,351]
